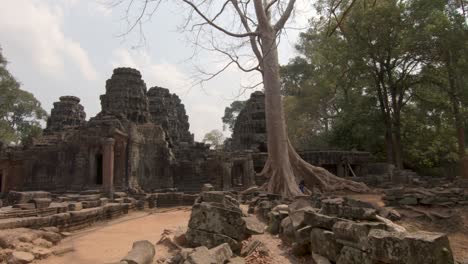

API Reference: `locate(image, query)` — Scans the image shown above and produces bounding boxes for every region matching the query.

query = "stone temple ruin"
[0,68,254,195]
[0,67,463,264]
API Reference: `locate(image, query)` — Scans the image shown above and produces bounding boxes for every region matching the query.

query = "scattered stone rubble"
[0,227,63,263]
[383,187,468,207]
[246,192,455,264]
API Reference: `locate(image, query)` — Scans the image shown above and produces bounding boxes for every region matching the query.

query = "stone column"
[1,167,7,193]
[102,138,115,198]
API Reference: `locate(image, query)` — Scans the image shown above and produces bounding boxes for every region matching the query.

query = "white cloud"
[0,0,98,81]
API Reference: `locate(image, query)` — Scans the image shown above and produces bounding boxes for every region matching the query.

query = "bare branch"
[274,0,296,32]
[180,0,258,38]
[231,0,264,62]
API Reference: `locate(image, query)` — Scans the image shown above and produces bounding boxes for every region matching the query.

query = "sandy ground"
[37,207,191,264]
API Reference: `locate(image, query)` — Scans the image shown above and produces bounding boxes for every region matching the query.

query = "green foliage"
[281,0,467,174]
[222,100,246,132]
[0,47,47,145]
[202,129,225,150]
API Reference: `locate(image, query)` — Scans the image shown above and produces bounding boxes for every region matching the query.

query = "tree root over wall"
[258,141,370,198]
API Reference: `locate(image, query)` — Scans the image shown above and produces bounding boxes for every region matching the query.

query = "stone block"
[336,246,372,264]
[209,243,233,264]
[243,217,265,235]
[186,228,241,253]
[368,229,454,264]
[186,246,216,264]
[338,206,377,221]
[310,228,342,262]
[188,202,246,241]
[304,210,346,230]
[333,221,387,250]
[31,198,52,209]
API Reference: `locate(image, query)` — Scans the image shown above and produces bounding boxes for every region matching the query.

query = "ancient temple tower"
[44,95,86,134]
[100,68,151,123]
[147,87,194,145]
[231,91,267,151]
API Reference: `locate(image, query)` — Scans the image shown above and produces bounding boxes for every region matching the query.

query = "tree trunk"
[257,26,369,197]
[393,113,404,169]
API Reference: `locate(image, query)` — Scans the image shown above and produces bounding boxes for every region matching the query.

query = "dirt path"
[38,207,191,264]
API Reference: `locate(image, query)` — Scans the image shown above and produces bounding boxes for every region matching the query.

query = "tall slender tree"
[117,0,368,197]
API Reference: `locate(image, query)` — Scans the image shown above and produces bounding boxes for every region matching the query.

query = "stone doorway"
[95,154,103,185]
[231,163,244,187]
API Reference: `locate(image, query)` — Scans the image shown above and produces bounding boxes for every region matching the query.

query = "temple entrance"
[95,154,103,185]
[231,163,244,187]
[0,171,3,193]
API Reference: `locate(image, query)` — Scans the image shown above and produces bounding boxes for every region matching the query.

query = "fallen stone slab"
[227,256,245,264]
[120,240,155,264]
[209,243,233,264]
[9,251,35,264]
[186,228,241,253]
[188,202,246,240]
[242,216,265,235]
[186,246,216,264]
[310,228,342,262]
[368,229,454,264]
[333,221,387,250]
[336,246,372,264]
[311,253,331,264]
[304,210,346,230]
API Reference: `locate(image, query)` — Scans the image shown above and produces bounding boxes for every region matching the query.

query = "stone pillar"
[1,167,7,193]
[102,138,115,197]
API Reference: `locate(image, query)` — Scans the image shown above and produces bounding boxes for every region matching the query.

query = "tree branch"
[180,0,258,38]
[274,0,296,32]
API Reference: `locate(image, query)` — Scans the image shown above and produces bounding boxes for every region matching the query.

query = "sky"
[0,0,312,141]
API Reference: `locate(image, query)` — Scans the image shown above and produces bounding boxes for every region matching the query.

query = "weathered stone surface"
[310,228,342,262]
[67,202,83,211]
[185,228,241,253]
[311,253,332,264]
[368,229,454,264]
[121,240,155,264]
[44,96,86,134]
[186,246,216,264]
[243,217,265,235]
[304,210,345,230]
[30,247,52,259]
[230,91,266,152]
[227,256,245,264]
[201,184,215,192]
[336,246,372,264]
[9,251,35,264]
[147,86,194,146]
[32,238,53,248]
[333,221,387,250]
[30,198,52,209]
[292,225,312,256]
[7,191,51,205]
[280,217,295,241]
[339,206,377,221]
[209,243,233,264]
[188,202,246,241]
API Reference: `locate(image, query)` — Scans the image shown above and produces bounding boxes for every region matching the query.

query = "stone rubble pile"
[256,195,455,264]
[383,187,468,207]
[185,191,248,253]
[0,227,63,263]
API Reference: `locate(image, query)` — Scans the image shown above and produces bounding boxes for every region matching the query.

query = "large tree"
[0,47,47,145]
[118,0,368,197]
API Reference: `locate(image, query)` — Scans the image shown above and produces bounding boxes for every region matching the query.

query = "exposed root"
[257,141,370,197]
